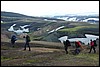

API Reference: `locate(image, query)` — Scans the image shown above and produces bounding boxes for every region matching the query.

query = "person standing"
[89,39,96,53]
[63,40,71,54]
[24,34,31,51]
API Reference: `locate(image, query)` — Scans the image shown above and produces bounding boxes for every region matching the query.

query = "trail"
[1,41,99,66]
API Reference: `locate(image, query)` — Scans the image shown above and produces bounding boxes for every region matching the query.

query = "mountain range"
[1,11,99,43]
[51,14,99,24]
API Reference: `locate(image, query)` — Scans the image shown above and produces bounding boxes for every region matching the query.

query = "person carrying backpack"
[24,34,31,51]
[89,39,96,53]
[11,34,17,47]
[63,40,71,54]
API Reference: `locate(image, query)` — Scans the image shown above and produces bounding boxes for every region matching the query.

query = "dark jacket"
[25,35,31,42]
[11,35,17,42]
[63,40,71,47]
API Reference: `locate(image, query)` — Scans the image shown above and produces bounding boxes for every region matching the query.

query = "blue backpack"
[11,35,17,41]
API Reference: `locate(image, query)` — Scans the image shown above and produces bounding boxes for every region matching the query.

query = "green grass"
[59,25,98,32]
[75,53,99,61]
[25,57,49,63]
[31,36,43,40]
[54,53,99,66]
[1,46,99,66]
[1,46,10,50]
[1,56,13,61]
[26,59,41,63]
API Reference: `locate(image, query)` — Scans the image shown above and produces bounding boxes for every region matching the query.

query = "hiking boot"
[94,52,96,53]
[12,45,14,47]
[88,52,91,53]
[66,51,68,54]
[29,49,31,51]
[24,49,26,50]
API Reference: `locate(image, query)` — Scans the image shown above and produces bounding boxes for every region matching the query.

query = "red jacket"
[76,41,81,46]
[90,41,94,46]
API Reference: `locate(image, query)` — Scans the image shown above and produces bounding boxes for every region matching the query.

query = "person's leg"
[77,48,80,54]
[89,46,92,53]
[24,43,27,50]
[93,46,96,53]
[65,46,68,54]
[75,48,79,54]
[11,41,15,47]
[27,42,31,51]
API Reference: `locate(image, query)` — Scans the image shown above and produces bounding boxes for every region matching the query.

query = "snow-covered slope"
[52,14,99,24]
[8,24,30,35]
[48,26,65,34]
[58,34,99,45]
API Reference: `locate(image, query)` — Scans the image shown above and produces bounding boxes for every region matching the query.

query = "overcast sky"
[1,1,99,16]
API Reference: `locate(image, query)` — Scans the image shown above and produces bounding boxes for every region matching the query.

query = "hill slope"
[1,11,99,43]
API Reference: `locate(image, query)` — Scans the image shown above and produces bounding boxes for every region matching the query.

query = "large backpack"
[27,36,31,42]
[63,41,66,47]
[93,40,97,47]
[66,40,71,46]
[11,35,17,41]
[63,40,71,47]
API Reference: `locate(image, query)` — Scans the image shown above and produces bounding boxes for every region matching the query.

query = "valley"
[1,11,99,66]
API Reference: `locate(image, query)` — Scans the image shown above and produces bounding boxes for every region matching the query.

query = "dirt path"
[1,41,99,66]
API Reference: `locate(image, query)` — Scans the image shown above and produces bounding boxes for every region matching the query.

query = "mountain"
[1,11,99,43]
[1,11,34,18]
[1,11,65,23]
[51,14,99,24]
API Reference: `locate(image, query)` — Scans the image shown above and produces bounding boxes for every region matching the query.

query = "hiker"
[23,34,31,51]
[11,34,17,47]
[74,41,83,55]
[63,40,71,54]
[89,39,96,53]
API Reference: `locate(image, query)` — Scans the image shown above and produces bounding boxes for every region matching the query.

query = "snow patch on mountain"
[51,14,99,23]
[48,26,65,34]
[8,24,30,35]
[58,34,99,45]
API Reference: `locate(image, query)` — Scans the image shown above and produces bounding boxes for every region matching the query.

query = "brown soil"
[1,41,99,66]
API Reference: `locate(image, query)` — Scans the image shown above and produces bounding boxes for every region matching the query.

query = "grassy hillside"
[59,24,99,35]
[1,11,99,42]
